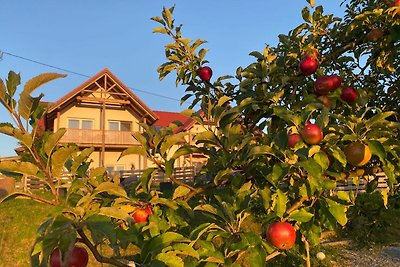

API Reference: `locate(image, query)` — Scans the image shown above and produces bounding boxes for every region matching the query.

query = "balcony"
[59,129,139,147]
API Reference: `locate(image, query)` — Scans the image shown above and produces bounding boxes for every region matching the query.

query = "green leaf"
[249,145,274,158]
[336,191,351,203]
[274,189,288,218]
[365,140,386,162]
[162,6,173,28]
[154,252,184,267]
[325,198,348,226]
[0,125,33,148]
[161,132,186,156]
[119,145,147,159]
[330,147,347,167]
[217,96,231,107]
[302,7,312,23]
[248,246,266,267]
[298,158,322,180]
[288,209,314,222]
[0,161,39,177]
[0,78,6,102]
[172,185,191,200]
[99,207,133,222]
[93,182,128,198]
[164,159,175,178]
[171,145,198,159]
[44,128,67,156]
[141,168,157,193]
[260,187,272,210]
[51,146,76,177]
[172,243,199,259]
[153,27,168,34]
[86,214,117,245]
[6,71,21,98]
[23,73,67,96]
[142,232,187,260]
[70,147,94,175]
[365,111,395,130]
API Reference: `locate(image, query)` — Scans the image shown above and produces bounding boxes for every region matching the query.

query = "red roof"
[153,110,192,127]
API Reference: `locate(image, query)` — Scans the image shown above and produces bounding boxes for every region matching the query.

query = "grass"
[0,191,61,266]
[0,191,127,267]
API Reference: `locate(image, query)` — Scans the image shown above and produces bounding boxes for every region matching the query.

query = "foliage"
[342,192,400,246]
[0,0,399,266]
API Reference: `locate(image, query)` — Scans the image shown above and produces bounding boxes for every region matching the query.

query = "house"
[43,68,207,172]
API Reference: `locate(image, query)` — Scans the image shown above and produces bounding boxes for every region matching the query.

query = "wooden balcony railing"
[59,129,139,146]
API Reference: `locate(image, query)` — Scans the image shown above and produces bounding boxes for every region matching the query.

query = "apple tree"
[0,0,399,266]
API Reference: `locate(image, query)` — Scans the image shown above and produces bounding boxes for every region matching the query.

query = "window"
[82,120,93,129]
[108,121,119,131]
[68,119,79,129]
[68,118,94,129]
[120,122,131,131]
[108,121,132,131]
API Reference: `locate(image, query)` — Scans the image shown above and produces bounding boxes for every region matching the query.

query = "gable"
[46,68,158,124]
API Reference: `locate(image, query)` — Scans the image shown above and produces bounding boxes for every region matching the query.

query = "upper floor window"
[68,118,93,129]
[108,120,132,131]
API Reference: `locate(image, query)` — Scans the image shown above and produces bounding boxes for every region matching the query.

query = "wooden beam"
[101,102,106,167]
[77,96,130,104]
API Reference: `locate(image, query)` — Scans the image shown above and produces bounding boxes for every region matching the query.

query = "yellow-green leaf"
[44,128,67,156]
[172,185,191,200]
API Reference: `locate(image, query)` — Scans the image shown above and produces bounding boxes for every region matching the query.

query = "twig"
[77,229,130,267]
[302,234,311,267]
[266,251,281,261]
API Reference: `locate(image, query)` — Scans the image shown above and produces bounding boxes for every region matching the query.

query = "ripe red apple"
[288,133,302,148]
[301,124,323,145]
[314,75,342,95]
[267,222,296,250]
[50,246,89,267]
[391,0,400,16]
[145,205,153,215]
[299,56,318,76]
[367,28,384,42]
[133,208,150,223]
[197,66,213,82]
[330,74,342,90]
[340,87,357,103]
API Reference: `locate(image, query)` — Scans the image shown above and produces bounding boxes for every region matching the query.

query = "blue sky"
[0,1,344,157]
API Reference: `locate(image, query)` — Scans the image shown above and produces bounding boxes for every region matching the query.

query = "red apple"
[314,75,342,95]
[288,133,302,148]
[301,124,323,145]
[299,56,318,76]
[197,66,213,82]
[267,222,296,250]
[133,208,150,223]
[50,246,89,267]
[340,87,357,103]
[145,205,153,215]
[330,74,342,90]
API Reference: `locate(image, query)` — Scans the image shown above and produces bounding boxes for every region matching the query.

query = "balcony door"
[68,119,94,130]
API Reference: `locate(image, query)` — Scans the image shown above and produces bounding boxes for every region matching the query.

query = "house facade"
[44,68,206,172]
